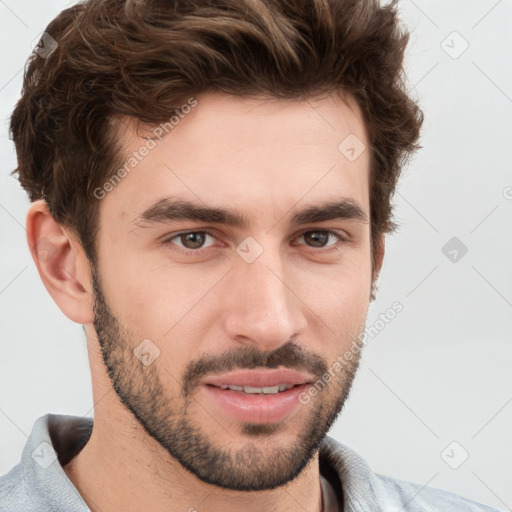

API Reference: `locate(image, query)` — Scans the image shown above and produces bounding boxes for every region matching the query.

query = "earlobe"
[26,200,94,324]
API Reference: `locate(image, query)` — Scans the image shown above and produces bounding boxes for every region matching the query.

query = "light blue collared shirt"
[0,414,501,511]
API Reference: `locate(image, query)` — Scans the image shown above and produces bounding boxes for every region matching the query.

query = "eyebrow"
[131,196,368,229]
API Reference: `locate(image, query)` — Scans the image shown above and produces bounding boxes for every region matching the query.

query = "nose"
[220,245,307,352]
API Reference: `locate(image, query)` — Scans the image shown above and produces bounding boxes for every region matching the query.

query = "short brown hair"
[10,0,423,281]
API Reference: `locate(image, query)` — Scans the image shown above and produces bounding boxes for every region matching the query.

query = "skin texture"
[26,91,385,512]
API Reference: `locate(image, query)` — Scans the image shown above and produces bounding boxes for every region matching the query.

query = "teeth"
[218,384,294,394]
[244,385,279,394]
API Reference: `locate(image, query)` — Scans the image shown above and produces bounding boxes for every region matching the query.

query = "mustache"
[181,340,328,397]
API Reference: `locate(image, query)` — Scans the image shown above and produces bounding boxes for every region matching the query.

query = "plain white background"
[1,1,511,510]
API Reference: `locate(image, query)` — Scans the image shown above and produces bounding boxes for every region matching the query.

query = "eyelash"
[163,229,348,256]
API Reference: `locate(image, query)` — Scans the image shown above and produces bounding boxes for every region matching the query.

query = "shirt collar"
[22,413,380,512]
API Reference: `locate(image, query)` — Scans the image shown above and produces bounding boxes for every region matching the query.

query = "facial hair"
[91,265,364,491]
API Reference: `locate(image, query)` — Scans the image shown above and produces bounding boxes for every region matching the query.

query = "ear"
[26,200,94,324]
[370,235,385,302]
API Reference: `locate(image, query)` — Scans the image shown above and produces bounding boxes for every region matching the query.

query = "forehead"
[101,91,371,228]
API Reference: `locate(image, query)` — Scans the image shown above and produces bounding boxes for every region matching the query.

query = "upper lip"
[202,368,314,388]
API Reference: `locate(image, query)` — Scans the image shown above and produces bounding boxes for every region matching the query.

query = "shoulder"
[371,473,501,512]
[0,463,38,511]
[0,413,91,512]
[319,436,501,512]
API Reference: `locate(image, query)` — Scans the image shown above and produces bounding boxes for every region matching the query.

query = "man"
[0,0,499,511]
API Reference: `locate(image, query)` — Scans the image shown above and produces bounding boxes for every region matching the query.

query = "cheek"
[100,256,219,360]
[313,279,369,326]
[299,257,371,336]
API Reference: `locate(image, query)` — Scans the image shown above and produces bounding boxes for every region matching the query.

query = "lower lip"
[201,384,309,423]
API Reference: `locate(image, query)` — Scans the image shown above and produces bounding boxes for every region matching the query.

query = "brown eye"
[165,231,216,251]
[297,230,345,249]
[179,232,207,249]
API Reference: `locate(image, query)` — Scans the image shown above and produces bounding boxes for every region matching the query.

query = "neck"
[63,401,324,512]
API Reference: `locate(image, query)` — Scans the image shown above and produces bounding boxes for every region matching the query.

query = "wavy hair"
[10,0,423,277]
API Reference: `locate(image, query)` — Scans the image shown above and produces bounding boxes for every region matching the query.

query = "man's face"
[90,92,375,491]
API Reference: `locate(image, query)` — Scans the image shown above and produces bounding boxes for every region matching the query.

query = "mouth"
[200,368,314,423]
[201,383,310,423]
[205,383,304,394]
[202,367,314,389]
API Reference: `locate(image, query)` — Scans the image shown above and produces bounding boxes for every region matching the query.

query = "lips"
[215,383,295,394]
[202,367,314,389]
[201,382,310,423]
[199,368,316,423]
